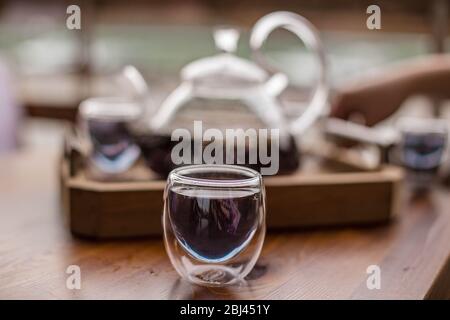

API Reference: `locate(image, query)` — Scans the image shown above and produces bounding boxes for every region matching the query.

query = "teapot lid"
[181,27,270,92]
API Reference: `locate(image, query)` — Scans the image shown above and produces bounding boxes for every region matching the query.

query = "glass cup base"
[187,265,240,287]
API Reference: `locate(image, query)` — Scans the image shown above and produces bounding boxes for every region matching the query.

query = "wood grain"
[0,148,449,299]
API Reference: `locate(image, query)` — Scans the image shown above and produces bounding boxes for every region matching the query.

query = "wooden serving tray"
[60,138,404,239]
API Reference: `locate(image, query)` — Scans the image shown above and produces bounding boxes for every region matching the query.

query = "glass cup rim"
[396,117,449,135]
[169,164,261,188]
[79,96,142,121]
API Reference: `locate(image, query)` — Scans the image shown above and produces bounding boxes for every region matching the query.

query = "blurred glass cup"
[395,117,448,192]
[78,97,142,178]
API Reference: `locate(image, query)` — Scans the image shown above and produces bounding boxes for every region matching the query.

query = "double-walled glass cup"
[163,164,266,287]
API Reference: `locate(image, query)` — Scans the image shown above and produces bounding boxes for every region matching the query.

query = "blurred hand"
[331,74,411,126]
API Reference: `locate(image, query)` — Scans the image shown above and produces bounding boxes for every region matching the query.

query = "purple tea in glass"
[136,129,299,178]
[397,117,448,191]
[163,165,266,286]
[79,97,142,176]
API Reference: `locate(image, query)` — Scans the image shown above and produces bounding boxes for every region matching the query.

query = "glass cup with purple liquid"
[163,164,266,287]
[396,117,448,192]
[79,97,142,178]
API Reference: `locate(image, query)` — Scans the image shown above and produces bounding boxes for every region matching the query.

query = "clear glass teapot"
[137,11,328,177]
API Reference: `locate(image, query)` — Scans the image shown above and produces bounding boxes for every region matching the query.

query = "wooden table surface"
[0,148,449,300]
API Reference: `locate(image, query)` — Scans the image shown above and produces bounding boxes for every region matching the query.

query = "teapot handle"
[250,11,329,135]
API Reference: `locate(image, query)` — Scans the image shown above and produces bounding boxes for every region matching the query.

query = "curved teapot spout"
[116,65,157,127]
[264,73,288,97]
[117,65,150,99]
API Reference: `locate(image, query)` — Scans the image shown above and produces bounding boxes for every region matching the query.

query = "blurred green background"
[0,0,447,122]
